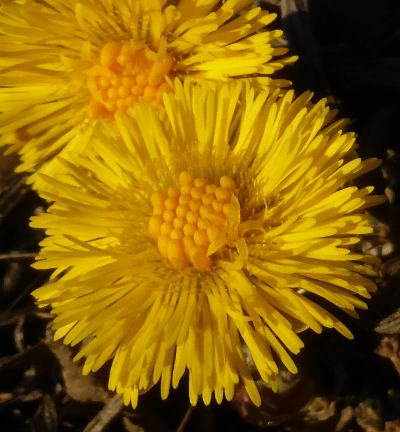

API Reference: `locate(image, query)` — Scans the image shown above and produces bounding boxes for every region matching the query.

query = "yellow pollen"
[86,41,174,118]
[149,172,240,272]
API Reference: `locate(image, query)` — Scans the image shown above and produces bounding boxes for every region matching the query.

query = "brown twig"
[0,252,36,261]
[176,406,195,432]
[83,395,124,432]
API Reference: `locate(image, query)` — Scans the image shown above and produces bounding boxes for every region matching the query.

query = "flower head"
[31,81,384,408]
[0,0,295,187]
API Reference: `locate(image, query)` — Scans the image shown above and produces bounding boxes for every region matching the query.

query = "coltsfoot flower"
[31,81,384,408]
[0,0,295,188]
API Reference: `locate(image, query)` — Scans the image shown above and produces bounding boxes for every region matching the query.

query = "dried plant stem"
[0,252,36,261]
[176,406,195,432]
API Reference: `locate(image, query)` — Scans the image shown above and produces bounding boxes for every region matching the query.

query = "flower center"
[149,172,240,272]
[86,41,173,118]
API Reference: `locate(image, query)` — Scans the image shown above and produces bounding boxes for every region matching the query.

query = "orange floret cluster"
[148,171,239,271]
[87,41,173,118]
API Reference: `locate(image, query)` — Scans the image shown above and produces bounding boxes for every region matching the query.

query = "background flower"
[0,0,295,188]
[31,80,384,408]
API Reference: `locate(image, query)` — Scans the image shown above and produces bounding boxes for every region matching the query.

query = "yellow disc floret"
[149,172,239,271]
[86,41,173,118]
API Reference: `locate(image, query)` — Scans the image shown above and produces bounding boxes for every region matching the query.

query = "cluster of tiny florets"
[88,41,173,117]
[149,171,238,271]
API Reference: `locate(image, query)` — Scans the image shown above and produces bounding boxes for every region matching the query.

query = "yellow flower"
[31,81,384,408]
[0,0,295,187]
